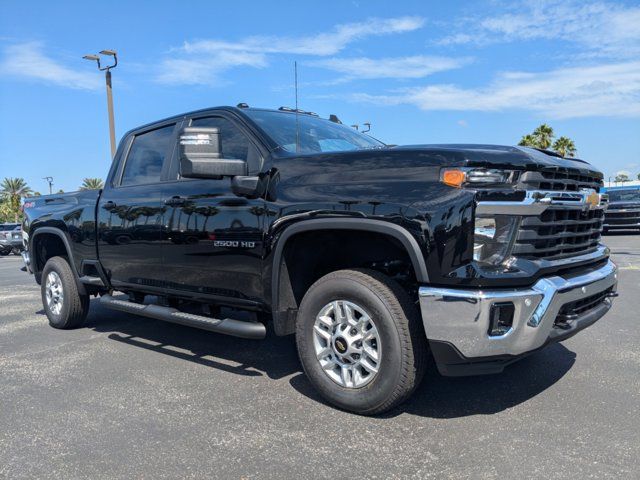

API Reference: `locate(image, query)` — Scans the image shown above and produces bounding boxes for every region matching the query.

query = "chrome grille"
[518,168,603,192]
[513,207,604,260]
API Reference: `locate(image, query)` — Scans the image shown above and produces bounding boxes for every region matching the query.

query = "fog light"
[488,302,514,336]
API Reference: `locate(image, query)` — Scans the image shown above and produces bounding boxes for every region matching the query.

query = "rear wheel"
[41,256,90,329]
[296,269,426,415]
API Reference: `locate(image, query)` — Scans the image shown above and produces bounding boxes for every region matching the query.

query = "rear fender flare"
[31,227,86,295]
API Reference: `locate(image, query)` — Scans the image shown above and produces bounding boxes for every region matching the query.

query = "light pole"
[43,177,53,195]
[83,50,118,159]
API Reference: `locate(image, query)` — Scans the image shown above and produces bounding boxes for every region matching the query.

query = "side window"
[190,116,262,173]
[120,124,175,186]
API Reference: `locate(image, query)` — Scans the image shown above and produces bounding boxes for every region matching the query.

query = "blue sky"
[1,0,639,193]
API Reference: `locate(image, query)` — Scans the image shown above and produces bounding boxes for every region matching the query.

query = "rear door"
[97,120,180,289]
[160,112,268,305]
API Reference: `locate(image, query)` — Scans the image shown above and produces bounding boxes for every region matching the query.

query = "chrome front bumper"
[419,260,618,366]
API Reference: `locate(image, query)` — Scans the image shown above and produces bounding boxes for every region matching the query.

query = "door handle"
[164,196,186,206]
[104,200,117,211]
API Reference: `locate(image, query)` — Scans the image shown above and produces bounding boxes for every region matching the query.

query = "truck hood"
[391,144,602,176]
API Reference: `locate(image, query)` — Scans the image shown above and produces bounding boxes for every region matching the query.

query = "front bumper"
[419,259,618,376]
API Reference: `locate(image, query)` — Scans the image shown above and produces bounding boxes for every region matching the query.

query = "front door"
[160,114,267,305]
[97,121,178,289]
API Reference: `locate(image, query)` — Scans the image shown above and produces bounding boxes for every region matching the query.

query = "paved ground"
[1,234,639,479]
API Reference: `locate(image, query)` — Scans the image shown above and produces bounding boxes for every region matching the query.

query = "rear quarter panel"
[24,190,101,274]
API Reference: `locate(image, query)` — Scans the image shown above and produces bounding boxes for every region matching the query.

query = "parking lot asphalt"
[1,234,639,479]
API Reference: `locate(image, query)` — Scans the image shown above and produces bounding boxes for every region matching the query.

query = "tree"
[533,124,554,149]
[518,134,538,147]
[80,178,104,190]
[552,136,577,158]
[0,199,13,223]
[615,173,630,183]
[518,124,577,157]
[0,177,32,222]
[518,124,555,149]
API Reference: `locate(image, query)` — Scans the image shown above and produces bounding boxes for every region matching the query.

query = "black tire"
[296,268,427,415]
[41,256,90,329]
[0,249,10,256]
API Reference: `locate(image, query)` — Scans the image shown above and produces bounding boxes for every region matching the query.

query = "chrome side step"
[99,294,266,339]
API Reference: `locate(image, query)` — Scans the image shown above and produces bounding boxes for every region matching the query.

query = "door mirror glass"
[179,127,247,179]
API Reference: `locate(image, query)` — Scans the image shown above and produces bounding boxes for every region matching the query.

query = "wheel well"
[274,229,418,334]
[32,233,69,283]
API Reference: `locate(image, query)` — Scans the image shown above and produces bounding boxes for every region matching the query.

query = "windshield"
[0,224,19,231]
[245,110,385,154]
[607,189,640,202]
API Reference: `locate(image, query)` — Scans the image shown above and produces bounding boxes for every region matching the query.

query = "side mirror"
[178,127,247,179]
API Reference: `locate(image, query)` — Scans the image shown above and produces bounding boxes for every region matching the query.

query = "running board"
[99,294,266,340]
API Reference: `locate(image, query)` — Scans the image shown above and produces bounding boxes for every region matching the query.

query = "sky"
[0,0,639,193]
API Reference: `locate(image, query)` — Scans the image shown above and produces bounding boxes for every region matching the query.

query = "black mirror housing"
[179,127,247,179]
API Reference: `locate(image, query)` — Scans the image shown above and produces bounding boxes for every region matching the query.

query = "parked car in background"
[0,223,23,256]
[603,187,640,233]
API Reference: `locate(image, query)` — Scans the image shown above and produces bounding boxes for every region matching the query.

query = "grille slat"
[519,168,603,192]
[513,208,603,260]
[557,286,613,321]
[510,166,604,261]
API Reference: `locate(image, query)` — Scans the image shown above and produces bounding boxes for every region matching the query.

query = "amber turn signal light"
[441,169,466,187]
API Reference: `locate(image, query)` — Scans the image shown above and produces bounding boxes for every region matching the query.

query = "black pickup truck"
[22,105,618,414]
[603,188,640,232]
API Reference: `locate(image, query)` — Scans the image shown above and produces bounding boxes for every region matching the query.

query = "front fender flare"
[269,218,429,333]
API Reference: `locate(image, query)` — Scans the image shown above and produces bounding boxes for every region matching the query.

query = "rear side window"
[120,124,175,186]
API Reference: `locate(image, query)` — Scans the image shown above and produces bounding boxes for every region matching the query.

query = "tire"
[296,268,427,415]
[0,249,10,256]
[41,256,90,329]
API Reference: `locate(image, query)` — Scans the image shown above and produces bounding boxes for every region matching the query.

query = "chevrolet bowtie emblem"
[586,191,600,209]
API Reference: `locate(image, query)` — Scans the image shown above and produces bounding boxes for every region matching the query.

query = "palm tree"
[0,177,32,222]
[518,134,538,147]
[532,124,554,149]
[80,178,104,190]
[552,136,577,157]
[615,173,630,184]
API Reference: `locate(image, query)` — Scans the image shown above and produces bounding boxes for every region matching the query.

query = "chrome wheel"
[45,271,64,315]
[313,300,381,389]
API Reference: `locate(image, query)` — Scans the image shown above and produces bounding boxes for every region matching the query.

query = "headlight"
[473,215,520,266]
[441,168,517,188]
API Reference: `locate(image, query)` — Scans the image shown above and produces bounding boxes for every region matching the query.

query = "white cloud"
[156,51,268,86]
[438,1,640,59]
[308,55,472,80]
[351,61,640,119]
[158,16,425,85]
[457,119,468,127]
[180,16,424,56]
[0,42,101,90]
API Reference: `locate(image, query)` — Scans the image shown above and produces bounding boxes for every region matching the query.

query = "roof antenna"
[295,61,300,153]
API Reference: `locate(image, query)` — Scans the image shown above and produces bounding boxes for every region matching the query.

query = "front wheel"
[296,269,427,415]
[0,249,10,256]
[41,256,90,329]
